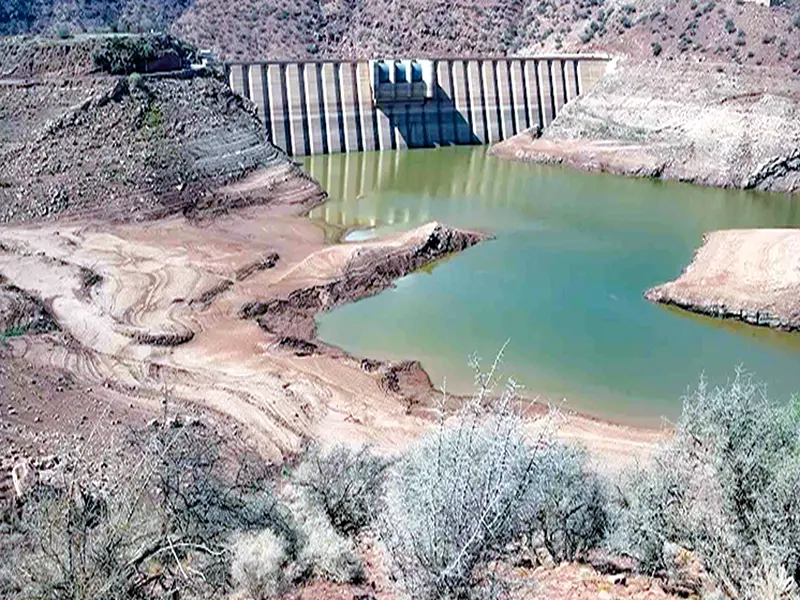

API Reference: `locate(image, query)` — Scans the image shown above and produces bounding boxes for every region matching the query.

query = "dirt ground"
[646,228,800,331]
[0,160,666,482]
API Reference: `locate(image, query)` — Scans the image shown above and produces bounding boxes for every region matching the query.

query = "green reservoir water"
[303,146,800,427]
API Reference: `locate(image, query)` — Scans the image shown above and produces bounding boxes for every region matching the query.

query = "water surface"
[304,147,800,426]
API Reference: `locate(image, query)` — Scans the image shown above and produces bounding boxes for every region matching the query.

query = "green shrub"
[55,26,71,39]
[724,18,736,33]
[92,34,194,75]
[611,371,800,598]
[127,71,142,89]
[651,41,663,56]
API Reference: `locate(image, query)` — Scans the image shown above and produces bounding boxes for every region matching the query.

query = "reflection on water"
[304,146,800,426]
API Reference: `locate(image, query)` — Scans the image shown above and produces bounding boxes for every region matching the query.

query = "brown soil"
[645,228,800,330]
[490,59,800,194]
[0,36,287,226]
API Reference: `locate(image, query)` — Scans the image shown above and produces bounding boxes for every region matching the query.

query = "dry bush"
[521,442,607,562]
[378,350,605,599]
[230,529,289,600]
[2,415,296,600]
[612,370,800,600]
[292,501,364,584]
[291,443,392,537]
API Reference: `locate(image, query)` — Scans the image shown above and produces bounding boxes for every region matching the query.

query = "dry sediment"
[0,162,665,472]
[645,229,800,331]
[0,161,494,464]
[490,60,800,194]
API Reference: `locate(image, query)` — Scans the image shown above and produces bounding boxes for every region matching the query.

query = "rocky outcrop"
[491,60,800,194]
[645,229,800,331]
[0,275,59,337]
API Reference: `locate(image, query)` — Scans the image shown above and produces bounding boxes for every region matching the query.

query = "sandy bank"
[490,60,800,194]
[646,229,800,331]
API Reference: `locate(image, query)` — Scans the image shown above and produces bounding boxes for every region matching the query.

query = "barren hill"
[2,0,799,69]
[0,34,305,224]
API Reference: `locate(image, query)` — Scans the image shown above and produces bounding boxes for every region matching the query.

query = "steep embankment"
[646,229,800,330]
[0,35,293,224]
[490,59,800,193]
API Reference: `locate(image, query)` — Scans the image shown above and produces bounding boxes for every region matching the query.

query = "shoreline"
[646,229,800,333]
[489,60,800,195]
[0,162,667,469]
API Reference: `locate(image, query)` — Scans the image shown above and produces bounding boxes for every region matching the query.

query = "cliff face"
[490,60,800,194]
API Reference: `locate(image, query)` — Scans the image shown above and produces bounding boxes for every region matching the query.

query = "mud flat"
[490,60,800,194]
[646,229,800,330]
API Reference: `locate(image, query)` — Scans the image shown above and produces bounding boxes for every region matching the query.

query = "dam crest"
[226,56,610,156]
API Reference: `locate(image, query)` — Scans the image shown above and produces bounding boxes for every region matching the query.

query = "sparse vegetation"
[291,444,391,537]
[4,358,800,600]
[611,370,800,599]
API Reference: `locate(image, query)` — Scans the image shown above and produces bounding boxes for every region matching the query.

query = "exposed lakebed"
[305,146,800,426]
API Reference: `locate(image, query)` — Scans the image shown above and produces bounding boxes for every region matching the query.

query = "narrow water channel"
[304,146,800,426]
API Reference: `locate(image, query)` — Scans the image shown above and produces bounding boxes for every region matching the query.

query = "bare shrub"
[293,503,364,583]
[521,443,607,562]
[379,351,571,599]
[612,370,800,599]
[230,529,289,600]
[2,415,297,600]
[292,444,391,537]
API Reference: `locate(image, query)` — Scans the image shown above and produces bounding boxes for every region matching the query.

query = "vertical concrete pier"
[227,55,611,156]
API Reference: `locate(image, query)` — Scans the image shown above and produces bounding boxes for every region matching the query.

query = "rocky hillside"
[490,59,800,193]
[0,34,294,224]
[2,0,799,68]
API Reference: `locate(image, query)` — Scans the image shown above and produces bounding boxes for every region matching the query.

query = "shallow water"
[304,146,800,427]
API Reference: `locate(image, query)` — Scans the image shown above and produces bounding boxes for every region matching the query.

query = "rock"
[608,573,627,586]
[535,546,555,569]
[11,459,34,498]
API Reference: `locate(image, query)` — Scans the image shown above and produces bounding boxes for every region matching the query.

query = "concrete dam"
[225,56,610,156]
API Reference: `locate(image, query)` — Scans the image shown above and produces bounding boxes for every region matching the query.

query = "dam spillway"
[225,57,610,156]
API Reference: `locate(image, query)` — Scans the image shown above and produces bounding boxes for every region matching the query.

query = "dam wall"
[226,56,610,156]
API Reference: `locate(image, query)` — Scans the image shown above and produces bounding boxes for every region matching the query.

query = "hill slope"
[0,35,311,224]
[2,0,799,68]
